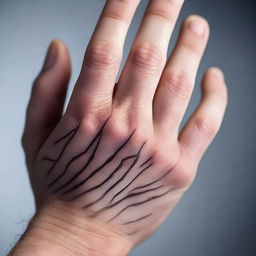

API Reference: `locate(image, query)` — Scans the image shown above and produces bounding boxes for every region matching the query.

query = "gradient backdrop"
[0,0,255,255]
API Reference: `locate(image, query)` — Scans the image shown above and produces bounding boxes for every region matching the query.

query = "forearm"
[8,201,131,256]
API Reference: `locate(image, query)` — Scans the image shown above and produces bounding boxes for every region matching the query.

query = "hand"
[21,0,227,255]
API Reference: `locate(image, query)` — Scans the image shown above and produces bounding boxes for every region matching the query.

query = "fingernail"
[188,19,206,36]
[43,41,57,71]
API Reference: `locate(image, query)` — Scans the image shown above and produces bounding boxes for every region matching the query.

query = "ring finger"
[153,15,210,136]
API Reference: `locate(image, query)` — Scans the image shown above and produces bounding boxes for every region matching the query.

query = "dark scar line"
[123,213,153,225]
[54,127,78,144]
[47,118,110,189]
[131,169,173,192]
[96,185,164,213]
[49,127,102,190]
[110,162,154,203]
[127,229,140,236]
[139,156,153,167]
[91,185,164,217]
[80,156,138,208]
[108,188,173,222]
[45,126,79,176]
[111,185,165,208]
[79,142,146,206]
[75,154,138,202]
[42,119,177,230]
[61,129,137,195]
[42,157,55,162]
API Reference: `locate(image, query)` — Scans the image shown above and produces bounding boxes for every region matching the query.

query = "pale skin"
[10,0,228,255]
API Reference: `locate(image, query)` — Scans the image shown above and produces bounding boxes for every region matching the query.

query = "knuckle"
[103,117,132,143]
[65,103,83,121]
[78,114,114,143]
[85,41,120,69]
[146,0,183,21]
[67,102,112,125]
[172,163,196,189]
[103,11,129,23]
[102,113,150,153]
[194,116,219,137]
[162,70,191,100]
[78,118,103,139]
[130,43,162,73]
[102,0,137,22]
[153,145,179,168]
[146,9,174,21]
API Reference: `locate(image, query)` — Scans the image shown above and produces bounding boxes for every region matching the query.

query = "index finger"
[67,0,141,118]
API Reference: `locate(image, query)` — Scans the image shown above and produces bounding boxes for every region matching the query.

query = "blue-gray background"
[0,0,255,255]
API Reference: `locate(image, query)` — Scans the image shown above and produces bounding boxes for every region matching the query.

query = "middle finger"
[113,0,184,112]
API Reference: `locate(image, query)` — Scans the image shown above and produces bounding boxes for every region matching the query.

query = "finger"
[67,0,141,119]
[178,67,228,162]
[22,40,71,163]
[153,15,209,135]
[113,0,184,112]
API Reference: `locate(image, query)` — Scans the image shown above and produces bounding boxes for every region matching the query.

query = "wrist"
[10,200,132,256]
